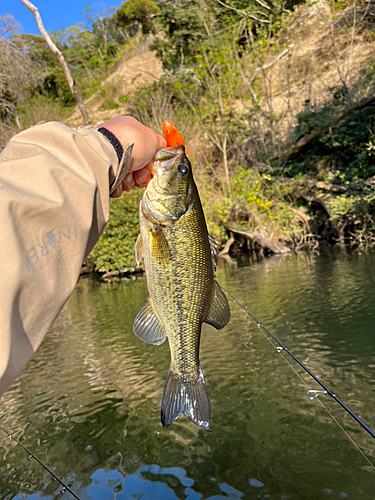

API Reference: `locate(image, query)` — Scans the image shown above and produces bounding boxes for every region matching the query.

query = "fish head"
[141,146,193,223]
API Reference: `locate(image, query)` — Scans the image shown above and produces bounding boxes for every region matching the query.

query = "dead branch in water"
[221,222,292,255]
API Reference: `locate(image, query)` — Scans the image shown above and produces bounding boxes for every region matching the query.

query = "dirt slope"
[67,50,163,127]
[262,0,375,137]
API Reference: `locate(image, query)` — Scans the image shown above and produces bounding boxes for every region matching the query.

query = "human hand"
[98,116,167,198]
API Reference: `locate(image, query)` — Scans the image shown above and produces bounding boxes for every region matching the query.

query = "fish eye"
[178,164,188,175]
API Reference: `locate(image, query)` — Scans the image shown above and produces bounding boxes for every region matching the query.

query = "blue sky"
[0,0,121,34]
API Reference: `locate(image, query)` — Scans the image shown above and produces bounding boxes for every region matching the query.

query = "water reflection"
[11,464,247,500]
[1,250,375,499]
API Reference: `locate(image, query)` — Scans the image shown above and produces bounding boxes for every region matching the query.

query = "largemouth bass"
[133,146,230,428]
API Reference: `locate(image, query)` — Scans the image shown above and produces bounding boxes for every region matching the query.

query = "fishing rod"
[0,424,82,500]
[223,289,375,442]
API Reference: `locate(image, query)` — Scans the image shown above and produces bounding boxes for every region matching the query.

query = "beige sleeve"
[0,121,131,397]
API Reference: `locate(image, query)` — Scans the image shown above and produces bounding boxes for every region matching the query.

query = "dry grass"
[251,0,375,144]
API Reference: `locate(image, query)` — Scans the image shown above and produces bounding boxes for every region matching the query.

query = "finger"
[122,172,135,192]
[133,167,151,188]
[110,185,123,198]
[156,133,167,150]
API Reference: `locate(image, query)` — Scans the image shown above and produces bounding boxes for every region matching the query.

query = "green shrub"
[283,86,375,182]
[87,189,142,271]
[330,193,375,224]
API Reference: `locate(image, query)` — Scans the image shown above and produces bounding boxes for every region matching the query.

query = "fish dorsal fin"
[151,225,171,265]
[205,280,231,330]
[208,234,218,271]
[133,296,166,345]
[135,233,143,266]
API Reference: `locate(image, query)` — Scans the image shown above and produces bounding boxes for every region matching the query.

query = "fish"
[162,120,195,157]
[133,145,230,428]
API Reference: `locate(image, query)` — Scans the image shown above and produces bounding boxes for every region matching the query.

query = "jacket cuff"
[97,127,123,162]
[96,127,134,194]
[109,143,134,194]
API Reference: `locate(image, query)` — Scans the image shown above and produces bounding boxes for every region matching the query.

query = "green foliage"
[283,86,375,182]
[152,0,207,69]
[152,0,305,70]
[17,94,71,129]
[87,190,143,271]
[330,193,375,224]
[230,167,304,234]
[200,165,307,244]
[116,0,159,36]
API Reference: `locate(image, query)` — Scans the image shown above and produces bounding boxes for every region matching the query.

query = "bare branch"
[19,0,90,125]
[0,14,21,39]
[254,44,294,75]
[214,0,271,24]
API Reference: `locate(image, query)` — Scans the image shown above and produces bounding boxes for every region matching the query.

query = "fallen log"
[222,222,292,255]
[272,176,347,193]
[270,176,375,194]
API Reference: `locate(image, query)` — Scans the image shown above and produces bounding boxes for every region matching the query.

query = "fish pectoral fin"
[133,296,166,345]
[161,366,210,428]
[205,280,231,330]
[151,225,171,265]
[135,233,143,266]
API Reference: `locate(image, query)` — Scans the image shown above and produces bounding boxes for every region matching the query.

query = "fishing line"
[223,288,375,469]
[0,424,82,500]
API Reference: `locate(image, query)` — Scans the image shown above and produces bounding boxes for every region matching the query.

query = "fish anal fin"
[133,296,166,345]
[135,233,143,266]
[205,280,231,330]
[161,366,210,428]
[151,225,170,265]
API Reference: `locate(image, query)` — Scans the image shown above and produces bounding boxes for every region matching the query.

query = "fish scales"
[133,145,230,428]
[143,207,211,375]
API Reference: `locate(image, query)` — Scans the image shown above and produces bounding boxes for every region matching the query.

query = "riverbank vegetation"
[1,0,375,271]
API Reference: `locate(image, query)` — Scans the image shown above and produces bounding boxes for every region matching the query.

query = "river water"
[1,250,375,499]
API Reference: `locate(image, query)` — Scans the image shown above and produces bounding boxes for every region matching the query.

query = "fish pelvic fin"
[133,296,166,345]
[205,280,231,330]
[161,366,211,429]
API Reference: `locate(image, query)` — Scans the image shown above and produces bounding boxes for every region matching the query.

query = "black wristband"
[98,127,124,163]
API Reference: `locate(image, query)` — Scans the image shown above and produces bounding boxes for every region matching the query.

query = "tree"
[116,0,159,37]
[83,5,119,58]
[19,0,90,124]
[153,0,207,68]
[0,15,45,122]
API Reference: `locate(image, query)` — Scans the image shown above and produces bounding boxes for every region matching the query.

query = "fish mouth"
[147,146,186,197]
[156,145,185,160]
[147,146,186,177]
[142,145,188,222]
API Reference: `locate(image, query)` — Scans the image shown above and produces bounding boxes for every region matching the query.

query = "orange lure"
[162,120,195,157]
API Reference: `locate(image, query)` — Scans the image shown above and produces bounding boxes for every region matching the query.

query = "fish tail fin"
[161,366,211,429]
